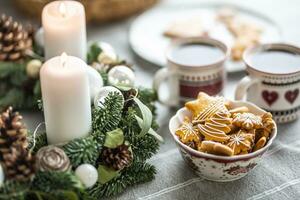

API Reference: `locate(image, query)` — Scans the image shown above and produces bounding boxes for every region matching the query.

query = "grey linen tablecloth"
[1,0,300,199]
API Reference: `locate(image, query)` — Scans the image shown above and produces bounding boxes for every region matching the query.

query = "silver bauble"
[94,86,124,109]
[108,66,135,88]
[86,66,103,102]
[75,164,98,188]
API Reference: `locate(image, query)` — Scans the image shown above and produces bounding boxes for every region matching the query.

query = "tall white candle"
[42,0,87,60]
[40,53,91,144]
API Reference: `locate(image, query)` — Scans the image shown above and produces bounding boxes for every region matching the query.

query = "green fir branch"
[63,136,99,168]
[92,92,124,133]
[0,180,30,200]
[88,161,156,198]
[31,171,85,200]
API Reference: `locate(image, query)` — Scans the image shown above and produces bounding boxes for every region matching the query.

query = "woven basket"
[14,0,158,23]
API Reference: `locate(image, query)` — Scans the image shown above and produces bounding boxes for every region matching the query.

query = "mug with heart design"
[153,37,229,106]
[235,43,300,123]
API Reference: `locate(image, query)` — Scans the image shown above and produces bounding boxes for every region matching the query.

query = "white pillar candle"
[40,53,91,144]
[42,0,87,60]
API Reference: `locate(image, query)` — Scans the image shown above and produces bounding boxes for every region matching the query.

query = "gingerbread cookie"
[164,17,204,39]
[197,110,231,142]
[176,117,201,145]
[232,112,263,130]
[226,130,254,155]
[200,141,234,156]
[253,136,267,151]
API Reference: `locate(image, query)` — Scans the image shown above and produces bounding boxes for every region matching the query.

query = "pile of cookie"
[176,92,275,156]
[217,8,262,61]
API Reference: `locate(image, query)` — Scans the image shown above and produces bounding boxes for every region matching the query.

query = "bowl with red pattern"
[169,100,277,182]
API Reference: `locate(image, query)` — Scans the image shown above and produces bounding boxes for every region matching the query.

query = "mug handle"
[235,76,260,100]
[153,68,178,106]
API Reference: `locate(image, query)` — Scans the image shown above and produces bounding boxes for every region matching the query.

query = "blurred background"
[1,0,300,129]
[1,1,300,199]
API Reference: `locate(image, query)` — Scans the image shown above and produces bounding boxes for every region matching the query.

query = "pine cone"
[0,106,28,158]
[102,144,132,170]
[2,144,35,181]
[0,14,33,61]
[123,88,138,111]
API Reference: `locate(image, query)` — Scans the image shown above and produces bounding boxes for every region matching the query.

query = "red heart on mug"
[285,89,299,104]
[262,90,278,106]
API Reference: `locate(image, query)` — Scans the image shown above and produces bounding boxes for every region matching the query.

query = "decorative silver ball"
[0,164,4,186]
[26,59,42,79]
[97,42,117,65]
[94,86,124,109]
[86,66,103,102]
[75,164,98,188]
[34,27,44,48]
[108,66,135,88]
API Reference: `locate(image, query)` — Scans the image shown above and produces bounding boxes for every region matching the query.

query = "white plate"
[129,3,282,72]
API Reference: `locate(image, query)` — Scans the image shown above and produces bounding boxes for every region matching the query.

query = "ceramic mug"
[235,43,300,123]
[153,37,229,106]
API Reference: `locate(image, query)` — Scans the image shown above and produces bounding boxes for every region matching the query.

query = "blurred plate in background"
[129,3,282,72]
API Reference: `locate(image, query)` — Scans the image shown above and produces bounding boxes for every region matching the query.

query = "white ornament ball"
[108,66,135,88]
[94,86,124,109]
[97,43,117,65]
[0,164,4,186]
[75,164,98,188]
[86,66,104,102]
[98,42,115,56]
[34,27,44,48]
[26,59,42,78]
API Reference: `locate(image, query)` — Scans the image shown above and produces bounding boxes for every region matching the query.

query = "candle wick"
[59,2,67,18]
[61,52,68,67]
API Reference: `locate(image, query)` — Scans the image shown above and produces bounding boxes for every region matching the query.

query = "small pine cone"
[2,144,35,181]
[102,144,132,170]
[123,88,138,110]
[0,107,28,158]
[0,14,33,61]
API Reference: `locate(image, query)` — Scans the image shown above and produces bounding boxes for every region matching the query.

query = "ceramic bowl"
[169,100,277,182]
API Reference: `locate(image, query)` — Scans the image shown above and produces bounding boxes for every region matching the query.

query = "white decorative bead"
[94,86,124,109]
[97,43,117,65]
[75,164,98,188]
[26,59,42,78]
[0,164,4,186]
[108,66,135,88]
[86,66,103,102]
[34,27,44,48]
[98,42,115,56]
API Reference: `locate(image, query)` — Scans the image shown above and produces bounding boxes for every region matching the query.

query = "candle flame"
[60,52,68,67]
[59,2,67,17]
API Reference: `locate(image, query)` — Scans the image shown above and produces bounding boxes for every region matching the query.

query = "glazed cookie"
[226,130,255,155]
[232,112,263,130]
[176,117,201,145]
[196,110,231,142]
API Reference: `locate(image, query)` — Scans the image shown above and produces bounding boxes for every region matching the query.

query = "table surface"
[1,0,300,199]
